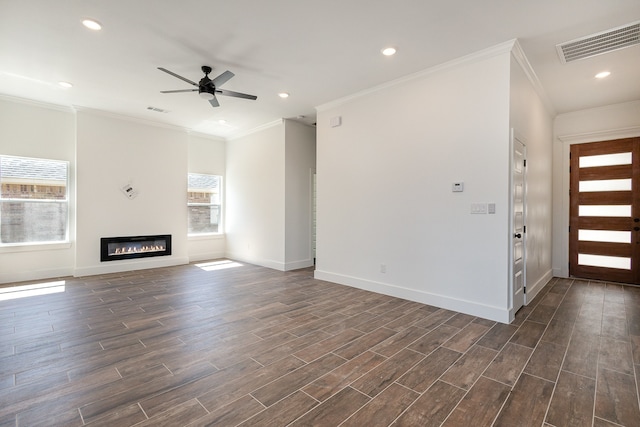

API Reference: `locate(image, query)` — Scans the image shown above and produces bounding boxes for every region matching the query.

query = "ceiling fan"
[158,65,257,108]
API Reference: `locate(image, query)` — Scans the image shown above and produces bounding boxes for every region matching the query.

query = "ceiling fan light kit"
[158,65,257,108]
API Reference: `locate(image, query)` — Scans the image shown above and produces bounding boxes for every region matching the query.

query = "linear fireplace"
[100,234,172,262]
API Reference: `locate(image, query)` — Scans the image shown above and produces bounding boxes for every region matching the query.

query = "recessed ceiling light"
[278,92,289,98]
[381,47,397,56]
[58,81,73,88]
[595,71,611,79]
[82,19,102,31]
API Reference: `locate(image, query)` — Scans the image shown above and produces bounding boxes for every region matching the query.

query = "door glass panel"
[579,205,631,217]
[580,152,632,168]
[579,179,632,192]
[578,254,631,270]
[578,230,631,243]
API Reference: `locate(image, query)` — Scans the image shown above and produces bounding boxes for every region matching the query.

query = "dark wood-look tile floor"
[1,261,639,426]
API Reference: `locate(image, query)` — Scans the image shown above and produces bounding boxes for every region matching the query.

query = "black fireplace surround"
[100,234,172,262]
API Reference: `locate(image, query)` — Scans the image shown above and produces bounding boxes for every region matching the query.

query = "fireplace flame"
[112,245,165,255]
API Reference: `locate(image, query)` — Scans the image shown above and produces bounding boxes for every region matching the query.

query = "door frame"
[557,128,640,278]
[509,129,527,315]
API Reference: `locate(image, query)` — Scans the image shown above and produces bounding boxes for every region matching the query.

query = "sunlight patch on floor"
[0,280,66,301]
[195,260,243,272]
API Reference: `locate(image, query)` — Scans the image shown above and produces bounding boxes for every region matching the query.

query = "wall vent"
[147,106,169,113]
[556,21,640,63]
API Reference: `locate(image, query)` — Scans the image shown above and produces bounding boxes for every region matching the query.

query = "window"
[0,155,69,245]
[188,173,222,234]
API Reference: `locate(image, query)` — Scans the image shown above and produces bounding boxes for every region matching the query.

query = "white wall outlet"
[380,264,387,273]
[330,116,342,127]
[452,182,464,192]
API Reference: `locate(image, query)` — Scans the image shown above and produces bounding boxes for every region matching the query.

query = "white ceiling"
[1,0,639,139]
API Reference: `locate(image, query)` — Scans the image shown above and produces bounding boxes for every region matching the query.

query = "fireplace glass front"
[100,235,172,262]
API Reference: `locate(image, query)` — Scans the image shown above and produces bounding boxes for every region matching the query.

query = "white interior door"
[512,134,526,312]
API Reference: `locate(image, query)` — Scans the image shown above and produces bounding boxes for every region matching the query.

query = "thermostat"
[452,182,464,192]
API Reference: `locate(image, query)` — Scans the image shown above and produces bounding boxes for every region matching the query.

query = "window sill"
[0,241,72,254]
[188,233,225,241]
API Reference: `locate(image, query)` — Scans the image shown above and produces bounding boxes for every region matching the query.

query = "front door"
[512,135,526,311]
[569,137,640,284]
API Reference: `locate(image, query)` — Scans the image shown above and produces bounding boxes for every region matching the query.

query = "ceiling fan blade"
[216,89,257,100]
[209,96,220,108]
[160,89,199,93]
[158,67,198,86]
[211,70,235,88]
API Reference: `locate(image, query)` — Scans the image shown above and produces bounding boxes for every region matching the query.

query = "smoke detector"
[556,21,640,63]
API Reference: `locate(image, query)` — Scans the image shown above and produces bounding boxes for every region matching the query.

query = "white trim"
[227,119,284,141]
[73,256,189,277]
[524,269,553,305]
[74,106,189,133]
[0,267,73,285]
[224,251,286,271]
[314,270,510,323]
[558,126,640,144]
[0,93,75,113]
[316,40,516,112]
[509,129,527,315]
[284,259,314,271]
[188,233,225,241]
[0,241,71,254]
[187,130,226,141]
[510,40,556,116]
[188,251,227,263]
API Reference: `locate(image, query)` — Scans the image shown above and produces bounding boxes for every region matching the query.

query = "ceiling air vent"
[147,106,169,113]
[556,21,640,63]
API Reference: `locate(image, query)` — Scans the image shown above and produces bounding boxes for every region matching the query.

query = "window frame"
[187,173,223,236]
[0,154,70,248]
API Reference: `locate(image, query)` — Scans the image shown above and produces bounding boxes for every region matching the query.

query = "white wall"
[226,121,286,269]
[552,100,640,277]
[75,111,189,276]
[284,119,316,270]
[187,132,226,262]
[0,97,76,283]
[315,44,513,322]
[509,50,554,304]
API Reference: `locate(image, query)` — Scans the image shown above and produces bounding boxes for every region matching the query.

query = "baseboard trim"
[525,269,554,305]
[284,259,314,271]
[73,256,189,277]
[224,252,286,271]
[314,270,510,323]
[0,267,74,284]
[188,251,227,263]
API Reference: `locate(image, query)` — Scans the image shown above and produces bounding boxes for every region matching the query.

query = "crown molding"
[558,126,640,144]
[0,93,75,113]
[74,106,189,133]
[316,39,517,113]
[510,39,556,116]
[227,119,284,141]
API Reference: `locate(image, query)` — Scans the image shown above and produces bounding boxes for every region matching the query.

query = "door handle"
[635,218,640,223]
[514,233,522,238]
[634,227,640,231]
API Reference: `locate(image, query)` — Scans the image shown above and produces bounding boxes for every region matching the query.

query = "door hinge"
[568,226,571,232]
[524,225,526,233]
[523,159,527,167]
[523,287,526,294]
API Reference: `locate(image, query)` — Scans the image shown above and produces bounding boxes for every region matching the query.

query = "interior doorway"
[511,133,526,311]
[569,137,640,284]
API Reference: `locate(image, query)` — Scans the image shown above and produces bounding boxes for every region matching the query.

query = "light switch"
[488,203,496,214]
[471,203,487,214]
